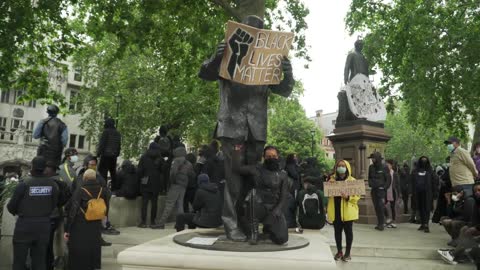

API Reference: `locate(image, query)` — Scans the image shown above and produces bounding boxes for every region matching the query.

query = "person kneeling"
[233,145,289,245]
[297,176,327,230]
[175,174,223,231]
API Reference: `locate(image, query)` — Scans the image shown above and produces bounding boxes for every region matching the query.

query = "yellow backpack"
[80,187,107,221]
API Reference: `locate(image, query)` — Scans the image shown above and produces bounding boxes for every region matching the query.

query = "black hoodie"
[192,182,223,228]
[116,160,139,199]
[137,145,164,193]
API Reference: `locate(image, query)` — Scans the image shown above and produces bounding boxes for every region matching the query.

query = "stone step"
[334,256,472,270]
[329,245,442,260]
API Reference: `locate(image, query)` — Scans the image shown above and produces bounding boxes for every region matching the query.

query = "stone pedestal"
[118,229,336,270]
[328,120,391,224]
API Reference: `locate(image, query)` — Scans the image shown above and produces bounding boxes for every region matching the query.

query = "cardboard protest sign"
[324,180,366,197]
[219,21,294,85]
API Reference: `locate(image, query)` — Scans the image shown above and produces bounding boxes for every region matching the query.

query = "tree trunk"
[471,118,480,153]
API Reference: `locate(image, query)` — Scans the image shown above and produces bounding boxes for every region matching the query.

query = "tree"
[69,1,310,158]
[384,103,449,165]
[0,0,80,104]
[267,82,328,163]
[346,0,480,143]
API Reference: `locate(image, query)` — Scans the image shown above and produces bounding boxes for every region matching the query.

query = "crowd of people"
[3,105,480,269]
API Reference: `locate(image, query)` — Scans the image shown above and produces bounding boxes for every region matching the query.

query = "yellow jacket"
[327,160,360,222]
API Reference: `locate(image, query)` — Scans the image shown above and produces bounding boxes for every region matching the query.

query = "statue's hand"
[216,43,226,59]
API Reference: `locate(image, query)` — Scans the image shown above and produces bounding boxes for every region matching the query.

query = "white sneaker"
[437,249,457,265]
[387,223,397,228]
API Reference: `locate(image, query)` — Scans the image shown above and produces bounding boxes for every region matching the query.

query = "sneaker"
[295,227,304,234]
[437,249,457,265]
[374,226,384,231]
[334,251,343,261]
[102,225,120,235]
[342,255,351,262]
[227,229,247,242]
[386,223,397,229]
[424,227,430,233]
[137,223,147,228]
[101,238,112,247]
[417,225,425,231]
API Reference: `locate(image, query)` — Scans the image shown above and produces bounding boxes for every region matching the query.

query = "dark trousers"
[416,190,429,226]
[371,188,386,228]
[13,220,51,270]
[183,187,197,213]
[46,217,61,270]
[443,218,467,240]
[220,137,264,235]
[99,156,118,190]
[401,190,409,214]
[333,220,353,255]
[175,213,196,232]
[141,192,159,224]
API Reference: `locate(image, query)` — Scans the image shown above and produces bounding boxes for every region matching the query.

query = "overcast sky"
[292,0,357,117]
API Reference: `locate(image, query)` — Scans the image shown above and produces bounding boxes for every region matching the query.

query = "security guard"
[7,156,59,270]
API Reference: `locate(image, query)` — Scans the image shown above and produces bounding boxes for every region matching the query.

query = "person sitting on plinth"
[232,145,289,245]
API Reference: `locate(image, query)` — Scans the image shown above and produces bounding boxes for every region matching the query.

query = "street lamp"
[310,129,316,157]
[114,92,122,127]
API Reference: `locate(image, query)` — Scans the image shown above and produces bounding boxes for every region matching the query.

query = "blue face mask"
[337,166,347,174]
[447,144,455,152]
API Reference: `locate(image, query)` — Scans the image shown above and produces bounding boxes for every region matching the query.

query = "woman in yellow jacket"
[327,160,360,262]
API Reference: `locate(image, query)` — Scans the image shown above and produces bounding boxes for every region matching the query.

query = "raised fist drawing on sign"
[227,28,254,79]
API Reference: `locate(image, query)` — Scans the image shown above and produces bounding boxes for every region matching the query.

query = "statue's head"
[354,39,364,52]
[242,15,264,29]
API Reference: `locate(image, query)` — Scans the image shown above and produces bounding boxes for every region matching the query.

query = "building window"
[74,67,82,82]
[1,90,11,103]
[69,134,77,148]
[25,120,34,142]
[0,117,6,140]
[69,88,81,111]
[27,100,36,108]
[78,135,85,149]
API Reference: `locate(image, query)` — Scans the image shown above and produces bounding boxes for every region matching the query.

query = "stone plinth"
[328,120,391,224]
[109,195,172,228]
[118,229,336,270]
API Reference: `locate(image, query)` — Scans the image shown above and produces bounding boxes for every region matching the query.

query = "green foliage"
[384,103,450,164]
[346,0,480,138]
[69,0,309,158]
[267,82,326,161]
[0,0,79,105]
[0,181,18,225]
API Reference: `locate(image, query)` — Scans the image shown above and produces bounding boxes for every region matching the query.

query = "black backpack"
[302,192,323,217]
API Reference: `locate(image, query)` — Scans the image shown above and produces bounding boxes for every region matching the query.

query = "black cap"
[32,156,47,172]
[47,104,60,116]
[444,136,460,145]
[368,151,383,159]
[64,147,78,157]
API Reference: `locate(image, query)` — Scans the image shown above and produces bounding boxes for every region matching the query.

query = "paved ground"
[99,222,472,270]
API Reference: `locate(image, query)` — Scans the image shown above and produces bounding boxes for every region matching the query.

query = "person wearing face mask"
[232,145,289,245]
[327,160,360,262]
[445,137,478,196]
[441,186,475,247]
[368,152,391,231]
[438,182,480,265]
[59,148,79,189]
[411,156,438,233]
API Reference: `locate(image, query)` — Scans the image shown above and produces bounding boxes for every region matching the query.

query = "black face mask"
[264,158,280,171]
